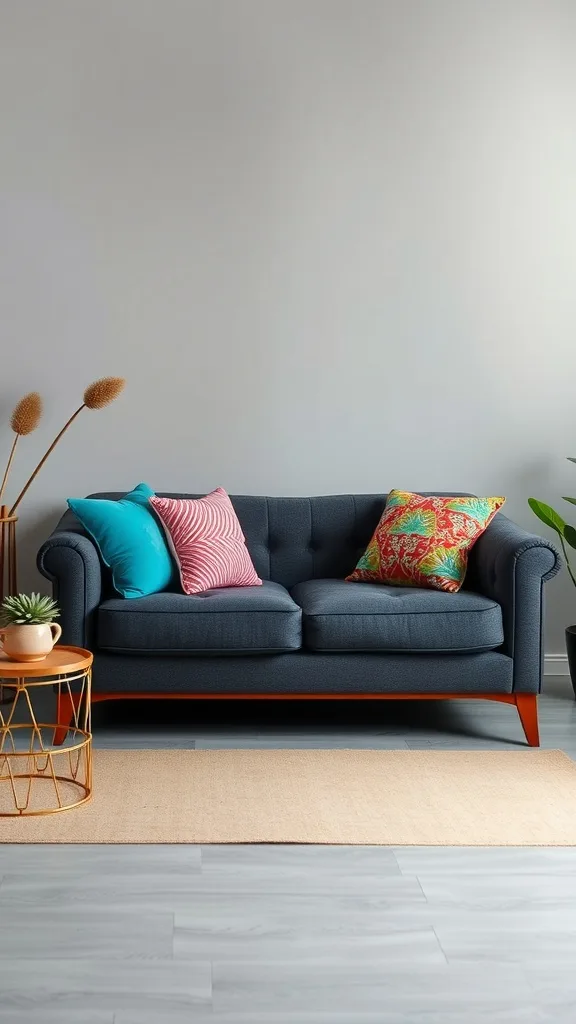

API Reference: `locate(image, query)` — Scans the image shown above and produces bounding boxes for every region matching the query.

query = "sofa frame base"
[53,691,539,747]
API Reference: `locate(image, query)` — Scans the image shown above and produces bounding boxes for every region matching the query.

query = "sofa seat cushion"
[98,581,302,654]
[290,579,503,653]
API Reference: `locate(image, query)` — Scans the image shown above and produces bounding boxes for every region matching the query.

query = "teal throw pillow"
[67,483,175,598]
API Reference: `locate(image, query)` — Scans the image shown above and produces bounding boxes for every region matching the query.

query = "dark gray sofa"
[37,491,561,746]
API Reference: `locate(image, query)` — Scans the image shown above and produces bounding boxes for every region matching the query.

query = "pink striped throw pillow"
[149,488,262,595]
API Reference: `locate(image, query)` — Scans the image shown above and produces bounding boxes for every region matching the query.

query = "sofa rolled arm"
[470,513,562,693]
[37,510,103,650]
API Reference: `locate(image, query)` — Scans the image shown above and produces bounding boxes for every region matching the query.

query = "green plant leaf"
[563,497,576,507]
[564,525,576,550]
[567,458,576,465]
[528,498,567,536]
[0,591,60,626]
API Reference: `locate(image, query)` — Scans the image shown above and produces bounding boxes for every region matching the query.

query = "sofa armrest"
[37,510,103,650]
[470,513,562,692]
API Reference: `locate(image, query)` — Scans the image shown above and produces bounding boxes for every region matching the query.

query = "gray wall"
[1,1,575,654]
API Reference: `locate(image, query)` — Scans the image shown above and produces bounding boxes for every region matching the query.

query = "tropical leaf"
[390,509,436,537]
[444,497,498,524]
[562,497,576,506]
[356,541,380,572]
[567,458,576,464]
[385,490,411,509]
[418,546,465,583]
[564,525,576,551]
[527,498,567,537]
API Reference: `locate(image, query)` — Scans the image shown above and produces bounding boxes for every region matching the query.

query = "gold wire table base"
[0,647,92,817]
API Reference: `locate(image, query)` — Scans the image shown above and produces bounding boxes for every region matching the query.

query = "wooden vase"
[0,505,17,603]
[0,506,18,704]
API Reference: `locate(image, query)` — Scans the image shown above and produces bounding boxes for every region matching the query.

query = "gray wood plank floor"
[1,677,576,1022]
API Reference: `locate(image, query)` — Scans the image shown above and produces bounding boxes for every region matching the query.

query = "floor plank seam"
[431,924,450,965]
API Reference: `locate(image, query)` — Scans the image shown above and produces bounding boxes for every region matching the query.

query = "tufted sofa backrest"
[88,491,471,589]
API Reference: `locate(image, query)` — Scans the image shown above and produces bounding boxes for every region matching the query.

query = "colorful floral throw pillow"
[346,490,505,593]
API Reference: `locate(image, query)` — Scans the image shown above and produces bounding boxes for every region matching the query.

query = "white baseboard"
[544,654,570,676]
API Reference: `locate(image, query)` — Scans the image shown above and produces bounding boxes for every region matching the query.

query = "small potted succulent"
[0,593,61,662]
[529,461,576,695]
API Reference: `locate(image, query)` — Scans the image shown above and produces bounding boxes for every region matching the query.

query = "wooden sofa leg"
[515,694,540,747]
[53,692,81,746]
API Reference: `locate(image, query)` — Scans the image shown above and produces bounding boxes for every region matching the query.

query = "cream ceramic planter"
[0,622,62,663]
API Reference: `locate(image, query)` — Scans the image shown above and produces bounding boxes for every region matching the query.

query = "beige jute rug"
[2,748,576,845]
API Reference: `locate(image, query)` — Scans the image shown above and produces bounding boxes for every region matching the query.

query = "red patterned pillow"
[149,488,262,595]
[346,490,505,593]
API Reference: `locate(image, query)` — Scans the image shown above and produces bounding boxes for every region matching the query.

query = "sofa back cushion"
[85,492,472,589]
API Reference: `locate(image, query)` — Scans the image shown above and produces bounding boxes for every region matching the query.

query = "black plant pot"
[566,627,576,698]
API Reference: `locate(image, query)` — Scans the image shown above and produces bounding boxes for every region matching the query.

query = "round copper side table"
[0,645,92,817]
